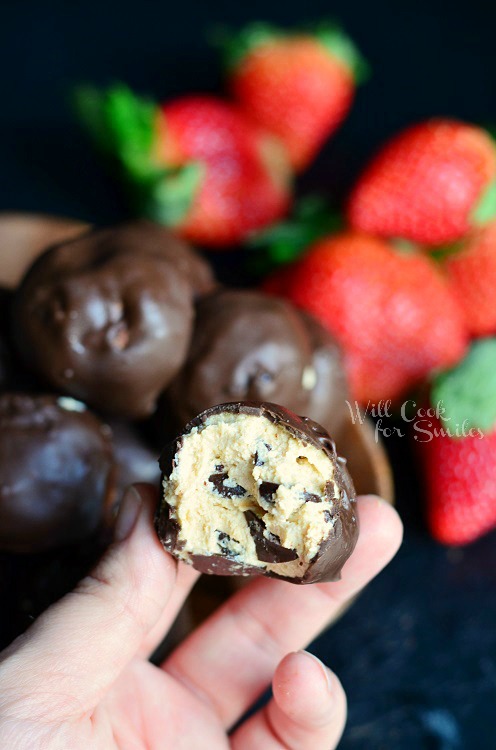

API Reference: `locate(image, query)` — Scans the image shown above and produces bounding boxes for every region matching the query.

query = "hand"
[0,485,402,749]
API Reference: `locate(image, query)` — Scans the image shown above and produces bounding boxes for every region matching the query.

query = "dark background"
[2,1,496,747]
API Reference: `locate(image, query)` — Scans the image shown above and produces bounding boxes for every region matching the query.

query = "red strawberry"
[417,339,496,545]
[263,232,468,403]
[348,119,496,246]
[76,86,291,248]
[222,23,367,171]
[438,220,496,337]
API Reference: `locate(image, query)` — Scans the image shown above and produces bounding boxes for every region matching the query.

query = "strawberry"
[262,231,468,403]
[437,220,496,337]
[417,339,496,545]
[75,86,291,248]
[221,22,367,171]
[348,119,496,246]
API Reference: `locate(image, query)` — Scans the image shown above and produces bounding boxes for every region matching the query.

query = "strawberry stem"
[213,23,282,71]
[74,84,158,182]
[246,195,342,275]
[312,22,370,84]
[215,20,369,84]
[74,84,202,226]
[139,162,204,226]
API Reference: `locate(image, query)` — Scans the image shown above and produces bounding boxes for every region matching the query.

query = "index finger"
[163,495,403,729]
[0,485,176,720]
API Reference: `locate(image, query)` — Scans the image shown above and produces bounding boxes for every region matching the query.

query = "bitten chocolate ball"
[12,222,204,417]
[0,394,115,553]
[156,402,358,584]
[166,290,316,426]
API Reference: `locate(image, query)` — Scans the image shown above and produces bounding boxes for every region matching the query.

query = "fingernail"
[114,486,142,542]
[301,650,333,693]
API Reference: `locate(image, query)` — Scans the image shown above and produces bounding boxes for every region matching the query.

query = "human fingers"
[138,561,199,658]
[163,496,402,728]
[231,651,346,750]
[0,484,176,721]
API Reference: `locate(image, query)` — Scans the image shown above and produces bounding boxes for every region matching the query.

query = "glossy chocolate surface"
[0,393,115,553]
[166,290,315,426]
[298,311,350,437]
[13,222,200,417]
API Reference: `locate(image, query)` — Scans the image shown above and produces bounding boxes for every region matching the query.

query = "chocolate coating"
[166,290,315,426]
[0,394,115,554]
[298,312,350,437]
[124,221,216,298]
[13,222,199,417]
[156,401,358,584]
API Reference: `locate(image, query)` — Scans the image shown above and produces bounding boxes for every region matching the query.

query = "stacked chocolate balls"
[0,216,351,641]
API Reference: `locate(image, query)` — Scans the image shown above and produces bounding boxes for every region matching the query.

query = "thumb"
[0,484,176,720]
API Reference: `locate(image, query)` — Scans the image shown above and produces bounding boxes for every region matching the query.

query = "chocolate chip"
[208,472,246,498]
[253,451,264,467]
[216,530,240,556]
[303,491,321,503]
[259,481,280,503]
[215,463,224,471]
[245,510,298,564]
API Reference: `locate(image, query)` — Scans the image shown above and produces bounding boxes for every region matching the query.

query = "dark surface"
[1,1,496,746]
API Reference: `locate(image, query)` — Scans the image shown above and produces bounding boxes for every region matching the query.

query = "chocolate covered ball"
[166,289,316,426]
[156,402,358,584]
[13,222,200,417]
[0,394,115,553]
[121,221,216,298]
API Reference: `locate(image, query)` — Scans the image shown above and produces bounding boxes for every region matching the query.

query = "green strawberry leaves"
[140,162,204,226]
[431,338,496,434]
[75,84,158,182]
[472,179,496,226]
[313,22,370,84]
[74,84,202,226]
[214,23,282,71]
[247,195,342,275]
[215,21,369,84]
